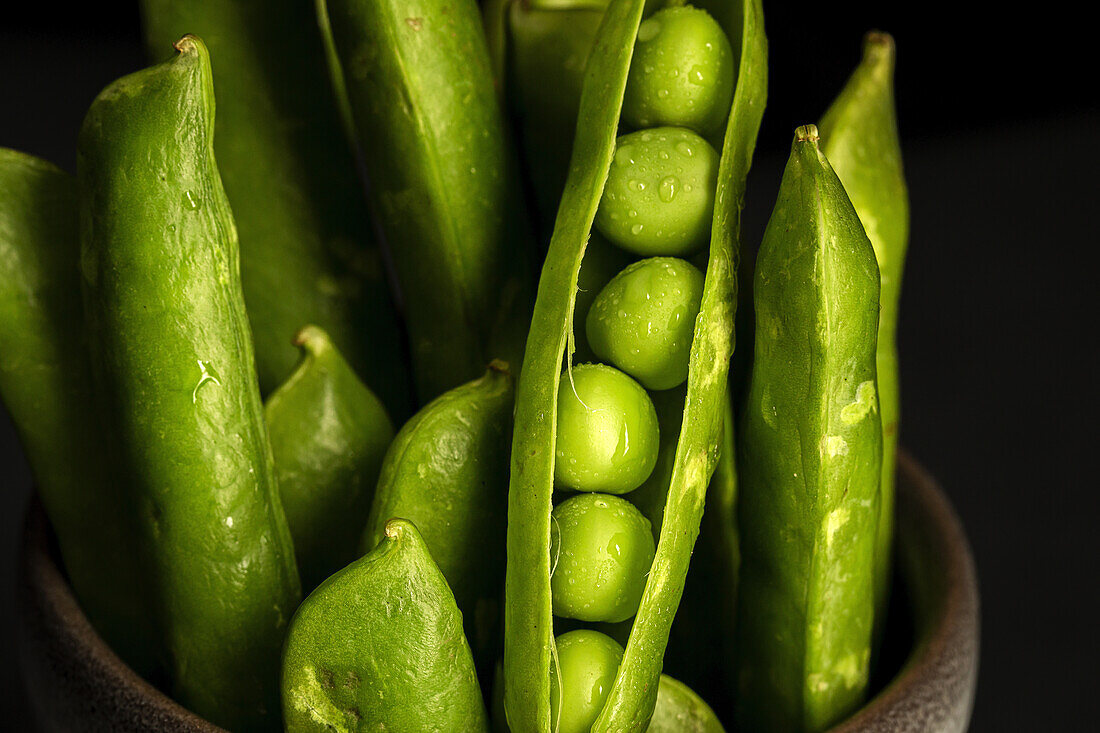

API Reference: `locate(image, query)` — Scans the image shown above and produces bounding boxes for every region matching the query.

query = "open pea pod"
[502,0,767,730]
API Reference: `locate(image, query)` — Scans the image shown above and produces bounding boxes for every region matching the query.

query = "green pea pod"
[282,518,489,732]
[363,361,514,672]
[819,31,909,646]
[0,150,157,676]
[648,674,725,733]
[265,325,395,594]
[734,125,882,733]
[319,0,533,403]
[502,0,767,730]
[139,0,410,416]
[78,37,300,731]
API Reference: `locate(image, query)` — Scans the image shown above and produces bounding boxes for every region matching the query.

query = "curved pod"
[819,32,909,644]
[78,37,300,731]
[320,0,532,402]
[0,150,156,675]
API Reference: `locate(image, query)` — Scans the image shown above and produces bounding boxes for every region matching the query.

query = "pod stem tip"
[795,124,820,143]
[863,30,896,66]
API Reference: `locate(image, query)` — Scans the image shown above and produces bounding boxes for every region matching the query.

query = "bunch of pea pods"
[0,0,908,731]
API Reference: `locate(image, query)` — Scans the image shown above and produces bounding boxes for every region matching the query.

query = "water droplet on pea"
[659,176,679,203]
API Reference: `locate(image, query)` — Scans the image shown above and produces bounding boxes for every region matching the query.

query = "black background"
[1,2,1096,730]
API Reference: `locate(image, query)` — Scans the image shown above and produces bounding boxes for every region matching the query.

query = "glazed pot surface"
[16,451,978,732]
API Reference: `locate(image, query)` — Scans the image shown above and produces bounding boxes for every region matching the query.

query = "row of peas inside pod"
[543,6,735,731]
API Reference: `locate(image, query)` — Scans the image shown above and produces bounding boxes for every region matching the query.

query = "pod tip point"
[863,31,896,63]
[292,325,331,355]
[384,518,412,541]
[795,124,820,143]
[172,34,200,54]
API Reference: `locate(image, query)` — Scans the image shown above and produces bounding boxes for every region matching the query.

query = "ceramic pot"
[17,451,978,732]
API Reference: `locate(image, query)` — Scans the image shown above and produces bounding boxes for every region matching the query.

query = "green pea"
[649,674,726,732]
[550,630,625,733]
[550,493,655,622]
[595,127,719,257]
[503,0,768,727]
[362,362,514,674]
[554,363,660,494]
[622,6,735,137]
[586,257,704,390]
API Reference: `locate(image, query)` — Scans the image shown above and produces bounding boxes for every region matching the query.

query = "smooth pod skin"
[622,6,735,137]
[549,630,624,733]
[78,37,300,731]
[648,675,726,732]
[362,361,514,672]
[140,1,409,415]
[265,325,394,594]
[320,0,532,403]
[586,257,705,390]
[282,519,489,732]
[0,150,156,676]
[549,493,656,623]
[819,32,909,646]
[504,1,767,730]
[734,126,882,733]
[595,126,720,256]
[554,364,660,494]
